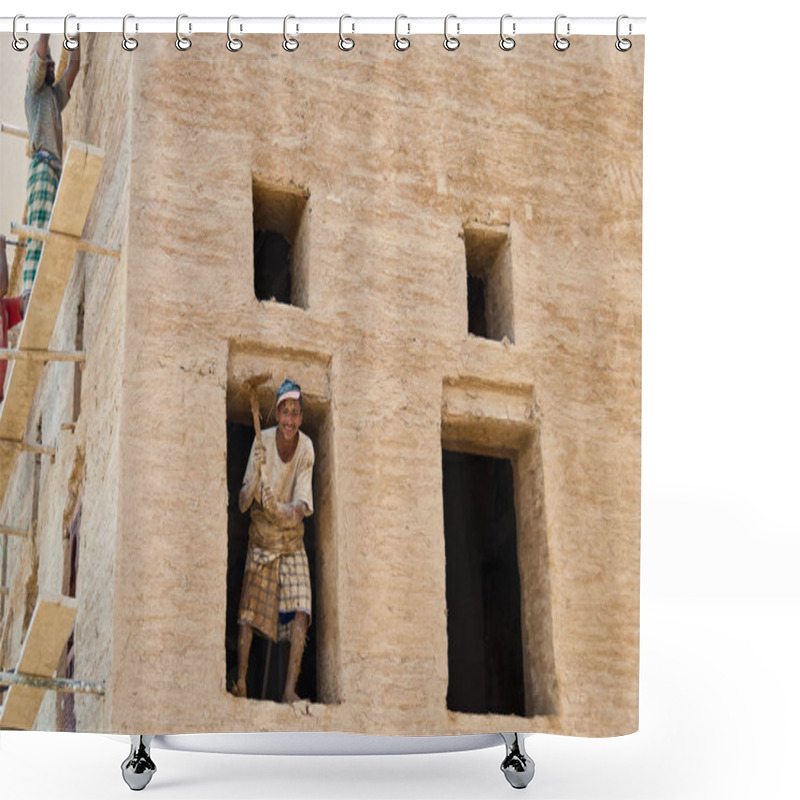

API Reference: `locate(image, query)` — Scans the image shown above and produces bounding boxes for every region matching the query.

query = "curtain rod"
[1,16,646,37]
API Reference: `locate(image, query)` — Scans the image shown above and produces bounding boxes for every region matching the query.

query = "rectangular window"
[252,176,310,309]
[463,224,514,343]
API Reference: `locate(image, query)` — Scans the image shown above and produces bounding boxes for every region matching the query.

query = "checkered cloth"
[238,548,312,642]
[23,156,60,293]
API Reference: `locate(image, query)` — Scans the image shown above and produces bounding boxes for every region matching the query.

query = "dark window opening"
[226,422,318,703]
[467,274,488,338]
[442,449,525,716]
[463,225,514,343]
[254,231,292,304]
[252,177,309,308]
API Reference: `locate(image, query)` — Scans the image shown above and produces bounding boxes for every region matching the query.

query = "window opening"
[463,225,514,343]
[252,177,310,308]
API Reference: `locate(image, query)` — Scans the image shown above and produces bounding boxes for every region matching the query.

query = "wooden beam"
[10,222,120,260]
[0,142,104,508]
[0,525,27,538]
[0,348,86,363]
[0,595,78,730]
[0,438,56,458]
[0,122,28,140]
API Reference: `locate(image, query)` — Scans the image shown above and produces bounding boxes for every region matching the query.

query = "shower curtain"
[0,28,643,739]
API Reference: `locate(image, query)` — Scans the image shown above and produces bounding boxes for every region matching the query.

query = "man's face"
[44,51,55,85]
[276,398,302,444]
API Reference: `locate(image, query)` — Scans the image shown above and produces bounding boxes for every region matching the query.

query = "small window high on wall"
[463,224,514,343]
[442,449,525,716]
[252,176,310,308]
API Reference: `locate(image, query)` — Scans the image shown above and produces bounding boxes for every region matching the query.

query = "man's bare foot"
[232,680,246,698]
[282,689,303,703]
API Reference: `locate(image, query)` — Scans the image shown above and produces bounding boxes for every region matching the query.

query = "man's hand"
[261,484,277,512]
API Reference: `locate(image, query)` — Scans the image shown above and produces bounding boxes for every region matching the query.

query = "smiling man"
[233,379,315,702]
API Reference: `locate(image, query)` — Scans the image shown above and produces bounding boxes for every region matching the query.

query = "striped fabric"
[23,157,60,293]
[238,548,312,642]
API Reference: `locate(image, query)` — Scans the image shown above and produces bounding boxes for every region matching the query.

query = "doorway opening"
[442,449,525,716]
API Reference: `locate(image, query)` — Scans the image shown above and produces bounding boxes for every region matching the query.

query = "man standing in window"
[233,379,315,702]
[23,33,81,295]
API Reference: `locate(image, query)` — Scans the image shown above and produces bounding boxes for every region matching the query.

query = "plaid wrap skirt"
[23,156,60,293]
[238,548,312,642]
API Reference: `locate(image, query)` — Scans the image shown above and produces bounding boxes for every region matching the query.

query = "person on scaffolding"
[233,379,315,703]
[1,235,28,403]
[23,33,81,297]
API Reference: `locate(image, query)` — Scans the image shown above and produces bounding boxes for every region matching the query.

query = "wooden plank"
[0,595,77,730]
[10,222,120,260]
[0,348,86,363]
[0,142,104,507]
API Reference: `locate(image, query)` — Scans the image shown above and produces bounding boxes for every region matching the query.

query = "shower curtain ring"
[283,15,299,51]
[394,15,410,51]
[122,15,138,51]
[499,14,516,51]
[339,15,355,51]
[554,14,570,51]
[615,15,632,51]
[443,14,460,51]
[12,15,29,51]
[63,14,79,51]
[176,14,192,51]
[227,15,243,51]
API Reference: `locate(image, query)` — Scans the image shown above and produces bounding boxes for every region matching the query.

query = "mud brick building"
[0,33,643,737]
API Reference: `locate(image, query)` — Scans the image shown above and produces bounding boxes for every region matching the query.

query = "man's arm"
[62,36,81,95]
[238,440,265,514]
[260,486,306,527]
[0,235,9,298]
[34,34,49,60]
[27,36,49,93]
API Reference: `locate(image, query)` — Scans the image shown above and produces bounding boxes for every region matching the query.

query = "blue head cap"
[276,378,302,410]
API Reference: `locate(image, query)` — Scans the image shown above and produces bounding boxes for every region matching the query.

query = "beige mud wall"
[0,34,131,732]
[113,34,642,737]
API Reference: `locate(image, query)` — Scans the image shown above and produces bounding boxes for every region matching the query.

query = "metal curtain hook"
[122,14,138,51]
[283,15,299,51]
[443,14,460,51]
[12,15,29,51]
[63,14,79,51]
[339,14,355,51]
[499,14,516,51]
[227,15,243,51]
[394,15,410,51]
[615,14,632,51]
[176,14,192,51]
[554,14,570,51]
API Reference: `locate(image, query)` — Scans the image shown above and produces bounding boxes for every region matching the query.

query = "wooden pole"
[0,671,105,695]
[0,438,56,458]
[0,348,86,363]
[0,525,27,538]
[0,122,28,140]
[10,222,120,260]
